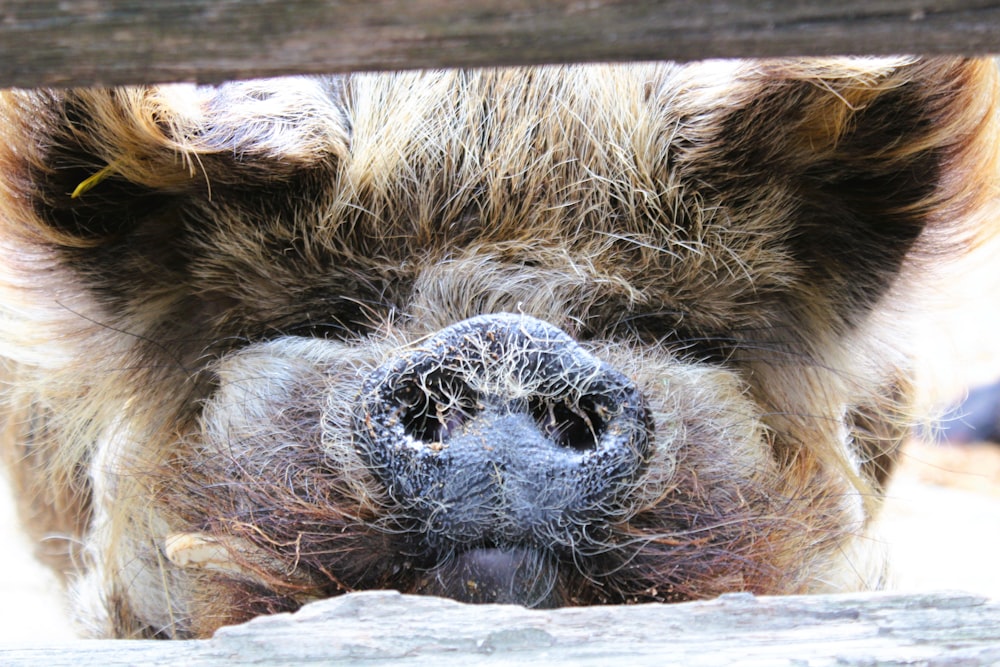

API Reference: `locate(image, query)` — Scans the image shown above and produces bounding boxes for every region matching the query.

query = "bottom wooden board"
[2,589,999,666]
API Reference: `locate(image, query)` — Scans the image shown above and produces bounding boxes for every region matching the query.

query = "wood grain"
[1,1,999,87]
[4,590,1000,665]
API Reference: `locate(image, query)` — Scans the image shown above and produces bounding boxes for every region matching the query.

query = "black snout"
[354,314,651,561]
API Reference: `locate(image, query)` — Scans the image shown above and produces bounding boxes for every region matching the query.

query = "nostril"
[395,371,479,444]
[528,396,606,452]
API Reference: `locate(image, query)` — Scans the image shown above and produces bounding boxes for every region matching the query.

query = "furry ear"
[678,57,999,321]
[0,77,349,246]
[661,58,1000,499]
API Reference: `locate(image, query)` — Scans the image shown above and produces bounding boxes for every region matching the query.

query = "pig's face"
[0,58,995,637]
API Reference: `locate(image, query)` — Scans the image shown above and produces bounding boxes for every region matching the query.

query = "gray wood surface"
[1,1,1000,87]
[2,590,999,665]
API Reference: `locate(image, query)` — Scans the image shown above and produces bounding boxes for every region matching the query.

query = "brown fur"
[0,58,997,638]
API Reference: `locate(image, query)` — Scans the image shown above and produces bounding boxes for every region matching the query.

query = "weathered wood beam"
[3,590,1000,665]
[1,1,1000,87]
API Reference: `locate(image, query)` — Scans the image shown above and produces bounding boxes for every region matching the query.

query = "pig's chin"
[412,546,561,608]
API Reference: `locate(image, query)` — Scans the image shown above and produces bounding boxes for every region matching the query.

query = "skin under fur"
[0,58,997,638]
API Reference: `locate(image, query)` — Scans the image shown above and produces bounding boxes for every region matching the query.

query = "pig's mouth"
[349,313,655,609]
[412,545,561,608]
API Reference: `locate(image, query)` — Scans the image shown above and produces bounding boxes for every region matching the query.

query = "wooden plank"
[2,590,999,665]
[0,1,999,87]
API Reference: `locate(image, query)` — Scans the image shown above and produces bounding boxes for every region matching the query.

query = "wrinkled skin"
[0,58,997,638]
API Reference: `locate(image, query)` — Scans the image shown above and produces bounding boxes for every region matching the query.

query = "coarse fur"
[0,58,997,638]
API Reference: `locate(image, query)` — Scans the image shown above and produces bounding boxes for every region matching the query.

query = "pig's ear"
[0,77,350,246]
[678,57,999,321]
